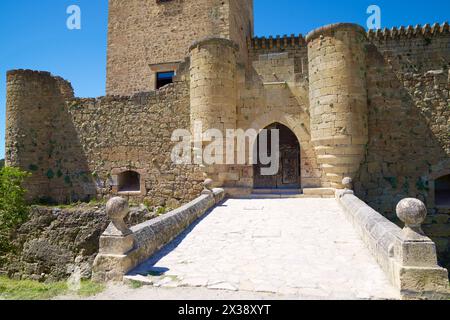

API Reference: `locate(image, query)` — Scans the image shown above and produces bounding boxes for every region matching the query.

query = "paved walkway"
[127,198,398,300]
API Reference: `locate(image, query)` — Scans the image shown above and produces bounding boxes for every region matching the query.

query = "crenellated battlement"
[367,22,449,41]
[249,22,450,51]
[248,34,306,50]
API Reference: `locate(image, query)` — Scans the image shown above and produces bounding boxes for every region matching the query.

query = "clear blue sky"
[0,0,449,159]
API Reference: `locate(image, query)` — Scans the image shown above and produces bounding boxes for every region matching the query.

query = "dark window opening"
[156,71,175,89]
[436,174,450,207]
[118,171,141,193]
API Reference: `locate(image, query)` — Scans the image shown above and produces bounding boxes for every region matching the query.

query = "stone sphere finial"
[342,177,353,190]
[106,197,131,235]
[396,198,427,237]
[202,178,214,195]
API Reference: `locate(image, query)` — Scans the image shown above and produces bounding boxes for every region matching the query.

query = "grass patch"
[77,280,105,297]
[0,276,67,300]
[0,276,105,300]
[128,280,144,289]
[36,198,107,210]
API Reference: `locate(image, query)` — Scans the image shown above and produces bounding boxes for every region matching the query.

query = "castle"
[5,1,450,262]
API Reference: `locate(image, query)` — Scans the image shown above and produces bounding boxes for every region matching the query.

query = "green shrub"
[0,167,31,262]
[156,206,168,216]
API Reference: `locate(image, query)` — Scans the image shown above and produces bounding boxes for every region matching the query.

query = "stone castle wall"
[354,25,450,264]
[106,0,253,96]
[248,35,309,78]
[6,67,204,207]
[228,0,254,64]
[357,25,450,214]
[5,15,450,269]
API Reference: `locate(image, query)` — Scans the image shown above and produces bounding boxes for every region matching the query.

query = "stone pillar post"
[394,198,449,299]
[92,197,136,282]
[306,23,369,188]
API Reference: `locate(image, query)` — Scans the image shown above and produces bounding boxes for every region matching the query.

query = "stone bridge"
[92,182,449,300]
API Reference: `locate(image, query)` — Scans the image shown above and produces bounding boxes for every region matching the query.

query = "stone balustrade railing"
[336,178,449,300]
[92,184,225,282]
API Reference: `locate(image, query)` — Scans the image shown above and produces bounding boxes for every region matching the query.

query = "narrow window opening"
[156,71,175,89]
[118,171,141,193]
[435,174,450,207]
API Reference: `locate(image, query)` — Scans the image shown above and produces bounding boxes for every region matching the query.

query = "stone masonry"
[4,1,450,270]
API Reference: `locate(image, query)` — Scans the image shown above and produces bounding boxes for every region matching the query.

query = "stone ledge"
[92,189,225,282]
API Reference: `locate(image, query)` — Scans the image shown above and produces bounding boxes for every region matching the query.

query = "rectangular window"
[156,71,175,89]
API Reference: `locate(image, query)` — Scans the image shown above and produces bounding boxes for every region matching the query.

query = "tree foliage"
[0,167,31,260]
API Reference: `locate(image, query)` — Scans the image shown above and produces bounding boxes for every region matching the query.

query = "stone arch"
[248,111,323,189]
[435,174,450,207]
[111,168,147,196]
[118,171,141,192]
[249,111,307,145]
[427,159,450,209]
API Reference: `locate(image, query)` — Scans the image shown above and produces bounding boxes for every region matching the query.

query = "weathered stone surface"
[128,198,399,300]
[307,24,369,189]
[397,198,428,239]
[354,29,450,268]
[5,70,204,206]
[106,0,253,95]
[397,198,428,228]
[104,197,132,236]
[1,204,156,281]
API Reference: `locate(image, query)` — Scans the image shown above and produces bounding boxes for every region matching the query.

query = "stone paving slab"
[128,198,399,300]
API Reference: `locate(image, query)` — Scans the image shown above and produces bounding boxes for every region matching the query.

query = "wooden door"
[254,123,300,189]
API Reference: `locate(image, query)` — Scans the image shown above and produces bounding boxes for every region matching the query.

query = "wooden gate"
[254,123,300,189]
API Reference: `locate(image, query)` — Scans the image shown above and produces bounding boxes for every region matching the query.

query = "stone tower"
[189,38,238,185]
[106,0,253,96]
[306,23,369,188]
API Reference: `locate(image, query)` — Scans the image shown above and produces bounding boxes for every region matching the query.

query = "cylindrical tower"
[306,23,369,188]
[5,70,75,202]
[5,70,55,200]
[189,38,238,185]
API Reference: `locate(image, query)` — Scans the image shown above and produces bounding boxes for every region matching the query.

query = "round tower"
[306,23,369,188]
[189,38,238,185]
[5,70,76,202]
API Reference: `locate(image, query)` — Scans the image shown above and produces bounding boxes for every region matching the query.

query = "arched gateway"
[254,123,301,189]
